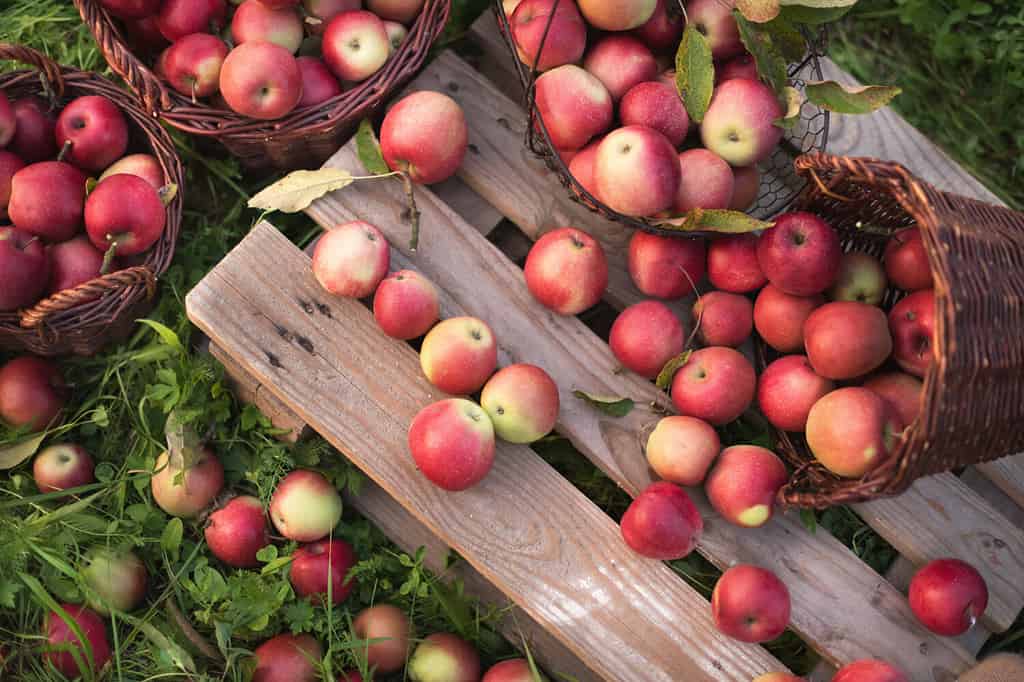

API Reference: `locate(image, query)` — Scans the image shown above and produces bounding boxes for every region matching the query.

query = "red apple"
[162,33,230,99]
[151,447,224,518]
[312,221,390,298]
[674,148,735,213]
[705,445,787,528]
[692,291,753,347]
[862,372,922,427]
[99,0,161,19]
[270,469,342,542]
[832,660,908,682]
[408,398,495,490]
[482,658,538,682]
[718,53,758,82]
[804,302,892,380]
[627,231,705,300]
[303,0,362,33]
[888,289,935,378]
[707,233,767,293]
[609,300,685,380]
[158,0,227,41]
[44,605,111,679]
[884,227,932,292]
[0,91,13,147]
[701,78,784,166]
[33,444,94,494]
[534,65,613,151]
[510,0,587,72]
[0,356,66,431]
[621,481,702,559]
[757,355,834,432]
[712,564,790,643]
[220,41,302,119]
[619,82,689,148]
[55,96,129,172]
[9,97,57,162]
[752,675,805,682]
[408,633,481,682]
[8,161,87,242]
[806,387,903,478]
[82,548,148,614]
[253,633,323,682]
[645,415,721,486]
[322,10,390,82]
[352,604,411,673]
[366,0,425,24]
[578,0,655,30]
[757,212,841,296]
[568,138,602,198]
[126,16,170,53]
[671,346,755,425]
[524,227,608,315]
[339,672,364,682]
[0,150,25,219]
[86,174,167,256]
[48,236,105,295]
[753,284,823,354]
[373,269,440,339]
[380,91,468,184]
[828,252,887,305]
[296,57,343,107]
[233,0,304,53]
[480,363,559,444]
[729,164,760,211]
[205,495,269,568]
[384,21,408,54]
[290,538,358,604]
[686,0,742,59]
[632,0,683,53]
[908,558,988,636]
[596,126,680,217]
[419,317,498,395]
[583,35,658,102]
[0,226,49,311]
[99,153,166,189]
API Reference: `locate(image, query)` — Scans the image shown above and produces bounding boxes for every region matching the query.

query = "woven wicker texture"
[75,0,451,171]
[0,43,183,357]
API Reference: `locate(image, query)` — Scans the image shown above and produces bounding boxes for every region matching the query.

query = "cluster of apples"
[0,90,169,314]
[507,0,779,218]
[99,0,427,121]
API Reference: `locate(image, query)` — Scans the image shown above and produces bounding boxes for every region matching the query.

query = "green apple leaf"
[121,612,198,675]
[572,391,635,418]
[248,168,356,213]
[804,80,902,114]
[656,351,692,391]
[736,0,780,23]
[734,12,789,96]
[0,432,46,470]
[675,24,715,124]
[654,209,775,234]
[800,508,818,533]
[356,118,390,176]
[763,16,808,63]
[774,85,805,128]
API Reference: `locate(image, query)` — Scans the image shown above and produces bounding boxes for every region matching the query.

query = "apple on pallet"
[705,445,788,528]
[252,633,323,682]
[82,547,148,614]
[832,659,908,682]
[712,564,791,643]
[380,91,468,185]
[692,291,753,348]
[620,481,703,560]
[627,231,705,300]
[708,233,767,294]
[44,604,112,679]
[33,443,95,494]
[525,227,608,315]
[352,604,411,674]
[645,415,721,487]
[408,632,481,682]
[151,446,224,518]
[290,538,358,604]
[270,469,343,542]
[480,363,560,444]
[0,226,49,312]
[313,220,390,298]
[409,398,495,490]
[806,387,904,479]
[908,558,988,636]
[373,269,440,340]
[0,356,67,431]
[10,97,57,162]
[510,0,586,72]
[419,317,497,395]
[671,347,756,426]
[205,495,270,567]
[609,300,684,380]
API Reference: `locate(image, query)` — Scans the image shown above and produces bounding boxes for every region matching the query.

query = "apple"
[99,153,165,189]
[583,35,658,102]
[524,227,608,315]
[675,148,735,213]
[270,469,342,542]
[408,633,481,682]
[718,53,758,82]
[0,226,49,312]
[373,269,440,339]
[711,564,790,643]
[383,21,408,54]
[862,372,922,427]
[828,252,887,305]
[322,10,390,82]
[9,97,57,162]
[85,174,167,257]
[705,445,787,528]
[157,0,227,41]
[510,0,587,72]
[620,481,702,559]
[380,91,468,184]
[0,150,25,219]
[908,558,988,636]
[609,300,685,380]
[99,0,161,19]
[567,138,602,199]
[220,41,302,119]
[419,317,498,395]
[701,78,784,166]
[627,231,705,300]
[126,16,170,53]
[151,447,224,518]
[832,660,908,682]
[707,234,767,293]
[757,355,834,432]
[619,82,689,148]
[692,291,753,347]
[253,633,323,682]
[632,0,683,53]
[888,289,935,378]
[729,164,760,211]
[0,92,15,148]
[482,659,542,682]
[578,0,655,30]
[82,548,148,614]
[55,96,129,172]
[352,604,411,673]
[44,604,111,679]
[312,221,390,298]
[232,0,304,53]
[534,65,613,151]
[0,356,66,431]
[752,675,804,682]
[48,235,105,295]
[753,284,822,354]
[261,0,302,7]
[757,212,841,296]
[804,302,892,380]
[884,227,932,291]
[645,415,721,486]
[8,161,87,242]
[303,0,361,33]
[162,33,230,99]
[290,538,358,604]
[480,363,559,444]
[595,126,680,217]
[408,398,496,490]
[33,444,94,494]
[686,0,742,59]
[205,495,269,568]
[367,0,425,24]
[806,387,903,478]
[339,672,364,682]
[671,346,756,425]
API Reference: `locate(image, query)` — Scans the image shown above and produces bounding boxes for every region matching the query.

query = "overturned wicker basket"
[0,44,183,357]
[770,152,1024,508]
[75,0,450,171]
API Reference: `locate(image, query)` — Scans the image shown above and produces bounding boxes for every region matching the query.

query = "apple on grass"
[632,0,682,53]
[753,284,823,354]
[0,150,26,218]
[380,91,468,185]
[707,233,767,294]
[163,34,230,99]
[48,236,106,296]
[510,0,587,72]
[757,212,841,297]
[627,231,705,300]
[829,252,887,305]
[8,161,87,243]
[82,548,148,614]
[322,10,390,82]
[884,227,932,291]
[804,302,892,380]
[730,164,761,211]
[712,565,790,643]
[409,633,481,682]
[232,0,304,53]
[705,445,788,528]
[674,148,735,213]
[55,96,129,172]
[908,558,988,636]
[253,633,323,682]
[621,481,702,560]
[0,356,67,431]
[373,269,440,339]
[353,604,411,673]
[671,346,756,426]
[583,35,658,102]
[534,65,613,152]
[9,97,57,162]
[220,41,302,119]
[577,0,655,30]
[483,658,545,682]
[99,153,165,189]
[480,364,559,444]
[0,226,48,312]
[525,227,608,315]
[270,469,342,542]
[205,495,269,568]
[701,79,783,166]
[609,301,684,380]
[408,398,495,491]
[86,174,167,257]
[692,291,753,348]
[806,387,904,478]
[419,317,497,395]
[312,221,390,298]
[157,0,227,42]
[686,0,743,60]
[832,660,908,682]
[367,0,425,24]
[297,57,343,106]
[594,126,680,217]
[33,444,94,494]
[151,447,224,518]
[862,372,923,427]
[44,604,112,679]
[290,538,358,604]
[888,289,935,378]
[757,355,834,432]
[645,415,720,486]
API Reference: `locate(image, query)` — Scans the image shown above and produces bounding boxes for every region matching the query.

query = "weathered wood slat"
[187,223,784,682]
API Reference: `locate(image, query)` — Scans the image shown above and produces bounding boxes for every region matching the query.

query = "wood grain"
[187,223,785,682]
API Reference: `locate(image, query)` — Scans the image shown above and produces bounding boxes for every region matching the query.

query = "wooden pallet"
[187,14,1024,681]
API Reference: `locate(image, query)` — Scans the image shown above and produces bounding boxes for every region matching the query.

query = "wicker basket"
[768,152,1024,508]
[494,0,830,237]
[75,0,451,171]
[0,44,183,357]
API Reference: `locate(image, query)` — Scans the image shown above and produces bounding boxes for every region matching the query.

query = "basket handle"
[0,43,66,96]
[20,266,157,330]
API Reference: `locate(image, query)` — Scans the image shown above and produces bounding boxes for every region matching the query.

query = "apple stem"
[100,242,118,275]
[56,139,73,163]
[401,172,420,251]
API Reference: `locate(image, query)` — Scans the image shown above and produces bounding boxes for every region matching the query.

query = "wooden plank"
[431,175,505,237]
[187,223,785,682]
[975,458,1024,512]
[302,143,974,679]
